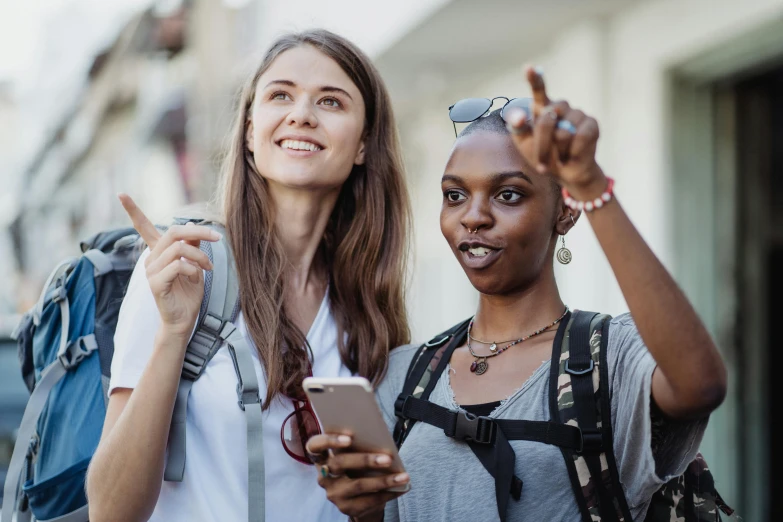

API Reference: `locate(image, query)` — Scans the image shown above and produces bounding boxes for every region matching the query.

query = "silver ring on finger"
[556,120,577,135]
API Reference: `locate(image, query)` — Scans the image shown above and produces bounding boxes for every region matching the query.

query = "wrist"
[561,165,608,201]
[155,324,191,350]
[562,175,614,213]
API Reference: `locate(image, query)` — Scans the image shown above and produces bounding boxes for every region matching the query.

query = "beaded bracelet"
[562,177,615,212]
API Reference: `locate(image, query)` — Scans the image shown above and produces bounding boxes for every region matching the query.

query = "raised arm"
[86,195,220,521]
[505,68,727,420]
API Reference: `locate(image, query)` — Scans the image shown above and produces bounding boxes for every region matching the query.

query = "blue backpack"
[2,223,266,522]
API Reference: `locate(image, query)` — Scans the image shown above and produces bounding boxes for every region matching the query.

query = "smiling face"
[440,130,569,295]
[245,45,367,193]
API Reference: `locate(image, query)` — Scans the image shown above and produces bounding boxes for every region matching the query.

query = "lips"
[457,240,502,270]
[275,135,326,157]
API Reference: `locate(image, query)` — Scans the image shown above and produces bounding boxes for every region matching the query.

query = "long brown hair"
[218,29,410,408]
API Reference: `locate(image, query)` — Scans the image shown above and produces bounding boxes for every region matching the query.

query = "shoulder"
[606,312,643,349]
[380,343,421,391]
[375,343,421,425]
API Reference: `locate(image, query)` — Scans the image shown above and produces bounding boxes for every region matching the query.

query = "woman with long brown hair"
[86,29,410,522]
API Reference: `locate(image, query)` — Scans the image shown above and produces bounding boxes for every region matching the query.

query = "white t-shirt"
[110,250,350,522]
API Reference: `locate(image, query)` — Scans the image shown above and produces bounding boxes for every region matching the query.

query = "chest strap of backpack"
[394,314,590,522]
[551,311,632,522]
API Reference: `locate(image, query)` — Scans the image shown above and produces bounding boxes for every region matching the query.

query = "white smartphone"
[302,376,410,493]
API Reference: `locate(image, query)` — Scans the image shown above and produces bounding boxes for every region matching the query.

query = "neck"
[269,183,340,295]
[472,272,566,342]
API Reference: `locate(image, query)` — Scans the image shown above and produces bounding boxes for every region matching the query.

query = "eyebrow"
[441,171,534,185]
[263,80,354,101]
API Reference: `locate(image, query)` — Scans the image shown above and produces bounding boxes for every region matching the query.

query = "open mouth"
[277,139,324,152]
[467,246,494,257]
[458,241,502,269]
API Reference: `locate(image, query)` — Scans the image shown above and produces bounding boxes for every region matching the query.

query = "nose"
[461,197,493,233]
[286,98,318,128]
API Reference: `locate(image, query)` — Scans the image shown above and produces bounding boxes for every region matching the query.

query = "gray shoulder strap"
[225,326,264,522]
[164,229,240,482]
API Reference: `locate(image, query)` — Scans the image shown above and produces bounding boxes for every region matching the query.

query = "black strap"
[393,319,470,446]
[597,318,634,521]
[399,396,589,522]
[567,312,619,522]
[400,397,585,450]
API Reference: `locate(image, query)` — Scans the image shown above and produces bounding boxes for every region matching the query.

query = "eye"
[444,190,466,203]
[320,97,342,108]
[271,91,292,101]
[496,190,522,203]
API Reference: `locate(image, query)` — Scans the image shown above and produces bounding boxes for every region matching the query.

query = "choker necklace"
[467,306,569,376]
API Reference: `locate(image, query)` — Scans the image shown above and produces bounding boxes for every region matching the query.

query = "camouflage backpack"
[393,310,736,522]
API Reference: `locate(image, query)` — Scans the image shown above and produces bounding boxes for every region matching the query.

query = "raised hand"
[506,67,607,199]
[118,194,221,338]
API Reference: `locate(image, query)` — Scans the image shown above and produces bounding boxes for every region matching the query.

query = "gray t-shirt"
[375,314,708,522]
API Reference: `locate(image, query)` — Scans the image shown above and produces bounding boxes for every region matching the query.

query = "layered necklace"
[467,306,570,376]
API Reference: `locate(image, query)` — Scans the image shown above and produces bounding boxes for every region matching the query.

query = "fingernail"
[337,435,351,445]
[185,222,195,226]
[506,108,526,127]
[534,65,545,76]
[394,473,409,483]
[376,455,391,465]
[211,230,223,240]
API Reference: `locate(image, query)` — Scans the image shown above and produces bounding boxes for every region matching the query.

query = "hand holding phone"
[304,377,411,520]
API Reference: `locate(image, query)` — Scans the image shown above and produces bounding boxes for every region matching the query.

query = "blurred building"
[4,0,261,312]
[3,0,781,519]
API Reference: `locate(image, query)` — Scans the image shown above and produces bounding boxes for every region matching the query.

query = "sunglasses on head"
[281,368,322,465]
[448,96,534,137]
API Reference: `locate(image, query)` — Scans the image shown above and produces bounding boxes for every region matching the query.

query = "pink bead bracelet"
[562,177,615,212]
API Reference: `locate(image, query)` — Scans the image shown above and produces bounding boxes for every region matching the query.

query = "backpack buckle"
[236,383,261,411]
[577,428,603,454]
[52,277,68,304]
[424,335,451,348]
[59,336,98,370]
[565,359,594,375]
[394,394,409,419]
[452,411,496,445]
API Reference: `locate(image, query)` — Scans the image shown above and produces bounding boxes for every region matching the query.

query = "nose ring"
[468,228,478,234]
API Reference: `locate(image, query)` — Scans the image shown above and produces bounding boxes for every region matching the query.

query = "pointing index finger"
[118,193,161,249]
[526,65,549,112]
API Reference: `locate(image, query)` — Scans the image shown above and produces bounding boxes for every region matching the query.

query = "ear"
[245,119,255,153]
[354,140,366,166]
[555,201,580,236]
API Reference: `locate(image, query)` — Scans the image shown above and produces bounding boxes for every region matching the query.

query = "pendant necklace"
[467,306,569,376]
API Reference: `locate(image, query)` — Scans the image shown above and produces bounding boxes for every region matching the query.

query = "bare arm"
[580,191,727,419]
[85,195,220,521]
[86,329,189,522]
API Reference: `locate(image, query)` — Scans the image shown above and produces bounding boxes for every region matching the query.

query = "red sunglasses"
[281,370,322,465]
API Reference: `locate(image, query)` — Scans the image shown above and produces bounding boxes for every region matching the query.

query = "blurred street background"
[0,0,781,519]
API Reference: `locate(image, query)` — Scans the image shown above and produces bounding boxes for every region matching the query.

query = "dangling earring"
[557,235,572,264]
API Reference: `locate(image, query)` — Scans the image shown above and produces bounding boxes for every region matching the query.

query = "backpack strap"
[161,224,264,522]
[164,226,241,479]
[392,318,471,446]
[394,315,588,522]
[550,310,633,522]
